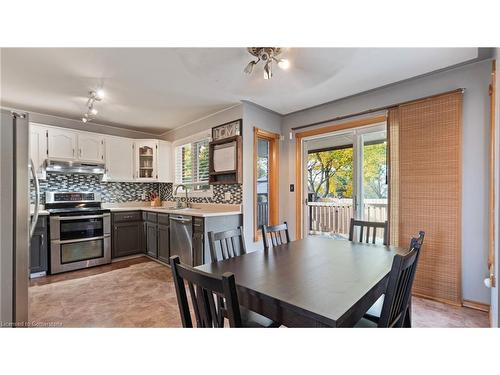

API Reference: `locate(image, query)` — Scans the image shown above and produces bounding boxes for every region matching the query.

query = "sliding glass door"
[302,124,387,241]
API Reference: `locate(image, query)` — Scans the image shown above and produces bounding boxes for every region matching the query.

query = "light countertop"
[105,203,242,218]
[30,203,242,218]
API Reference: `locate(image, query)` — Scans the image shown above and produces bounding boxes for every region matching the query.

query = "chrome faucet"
[174,184,190,208]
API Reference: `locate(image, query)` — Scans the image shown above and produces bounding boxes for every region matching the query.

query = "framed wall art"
[211,119,242,141]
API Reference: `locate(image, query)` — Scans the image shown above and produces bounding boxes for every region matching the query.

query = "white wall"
[281,59,493,305]
[162,105,243,142]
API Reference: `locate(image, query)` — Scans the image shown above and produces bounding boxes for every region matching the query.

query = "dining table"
[196,236,411,327]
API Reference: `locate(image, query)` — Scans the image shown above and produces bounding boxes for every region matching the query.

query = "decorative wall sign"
[212,119,242,141]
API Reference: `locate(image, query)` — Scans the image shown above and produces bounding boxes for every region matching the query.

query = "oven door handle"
[55,214,110,221]
[52,235,110,244]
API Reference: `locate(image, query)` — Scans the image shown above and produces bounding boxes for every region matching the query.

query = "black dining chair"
[354,231,425,328]
[348,218,388,245]
[170,255,242,328]
[206,228,280,328]
[208,226,246,262]
[262,222,291,250]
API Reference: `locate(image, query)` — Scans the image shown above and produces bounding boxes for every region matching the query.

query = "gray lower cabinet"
[146,222,158,258]
[157,224,170,262]
[191,214,243,265]
[112,211,143,258]
[30,216,48,276]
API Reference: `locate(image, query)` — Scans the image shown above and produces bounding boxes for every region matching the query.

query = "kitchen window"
[174,137,211,195]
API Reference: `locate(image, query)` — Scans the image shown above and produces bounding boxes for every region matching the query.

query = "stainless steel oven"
[46,192,111,274]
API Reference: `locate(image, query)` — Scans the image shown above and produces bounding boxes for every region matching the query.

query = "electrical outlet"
[224,192,231,201]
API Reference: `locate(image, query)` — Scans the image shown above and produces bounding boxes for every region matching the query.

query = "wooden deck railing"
[308,199,387,235]
[257,201,269,228]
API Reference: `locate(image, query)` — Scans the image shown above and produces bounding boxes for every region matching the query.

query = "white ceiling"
[0,48,479,134]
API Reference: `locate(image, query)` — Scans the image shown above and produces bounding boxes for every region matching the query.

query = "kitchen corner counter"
[103,203,242,218]
[30,206,49,216]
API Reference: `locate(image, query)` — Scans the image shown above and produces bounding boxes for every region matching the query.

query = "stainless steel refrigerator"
[0,109,31,326]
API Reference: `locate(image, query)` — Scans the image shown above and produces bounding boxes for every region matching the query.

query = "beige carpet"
[29,259,489,328]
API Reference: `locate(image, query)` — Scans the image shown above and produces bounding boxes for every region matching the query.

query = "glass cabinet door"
[135,141,157,180]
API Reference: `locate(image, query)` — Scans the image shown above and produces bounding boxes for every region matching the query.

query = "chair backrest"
[169,256,242,328]
[349,218,388,245]
[262,222,291,250]
[207,226,246,262]
[378,231,425,328]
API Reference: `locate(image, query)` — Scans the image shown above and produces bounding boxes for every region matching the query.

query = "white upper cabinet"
[105,136,134,181]
[30,124,172,182]
[47,128,77,161]
[29,123,48,179]
[158,140,173,182]
[78,133,105,163]
[134,140,158,181]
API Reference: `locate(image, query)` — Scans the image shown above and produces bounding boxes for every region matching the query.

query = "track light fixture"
[81,90,104,123]
[244,48,290,80]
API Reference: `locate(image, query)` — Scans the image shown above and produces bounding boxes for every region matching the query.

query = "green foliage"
[363,142,387,199]
[307,141,387,199]
[307,147,353,198]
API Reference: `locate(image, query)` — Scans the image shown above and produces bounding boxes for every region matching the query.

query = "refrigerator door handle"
[29,158,40,239]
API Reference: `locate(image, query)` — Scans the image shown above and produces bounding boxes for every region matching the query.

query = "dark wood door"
[146,222,158,258]
[158,224,170,263]
[113,222,142,258]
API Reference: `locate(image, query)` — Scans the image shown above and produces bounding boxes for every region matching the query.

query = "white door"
[47,128,77,161]
[29,123,48,178]
[157,140,172,182]
[78,133,104,163]
[105,136,134,181]
[135,140,158,181]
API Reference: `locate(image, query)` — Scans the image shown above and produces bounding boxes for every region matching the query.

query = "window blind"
[388,91,463,305]
[175,138,210,189]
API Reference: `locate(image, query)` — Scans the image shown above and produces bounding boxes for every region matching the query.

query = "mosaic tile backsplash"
[32,173,242,205]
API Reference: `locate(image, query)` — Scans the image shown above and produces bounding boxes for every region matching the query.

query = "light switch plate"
[224,192,231,201]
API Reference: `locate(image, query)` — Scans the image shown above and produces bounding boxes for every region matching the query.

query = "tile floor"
[28,257,489,328]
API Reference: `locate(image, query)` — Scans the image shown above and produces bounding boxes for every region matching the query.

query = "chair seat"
[240,306,280,328]
[354,318,378,328]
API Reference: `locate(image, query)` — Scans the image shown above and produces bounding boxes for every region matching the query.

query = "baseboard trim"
[412,292,463,307]
[462,299,490,312]
[111,254,146,263]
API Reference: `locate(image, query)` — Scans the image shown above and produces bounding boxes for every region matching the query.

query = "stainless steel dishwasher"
[169,214,193,265]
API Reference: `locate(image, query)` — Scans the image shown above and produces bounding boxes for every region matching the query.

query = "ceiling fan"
[244,47,290,80]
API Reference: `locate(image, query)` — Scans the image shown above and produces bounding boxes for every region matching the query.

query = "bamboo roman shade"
[388,91,463,305]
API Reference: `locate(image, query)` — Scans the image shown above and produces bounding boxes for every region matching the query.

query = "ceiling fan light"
[95,89,105,100]
[263,62,272,80]
[278,58,290,70]
[82,117,88,123]
[90,107,98,115]
[244,61,256,74]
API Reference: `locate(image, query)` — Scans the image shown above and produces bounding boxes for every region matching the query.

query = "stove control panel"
[45,192,101,203]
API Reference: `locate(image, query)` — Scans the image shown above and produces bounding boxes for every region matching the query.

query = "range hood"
[46,160,106,174]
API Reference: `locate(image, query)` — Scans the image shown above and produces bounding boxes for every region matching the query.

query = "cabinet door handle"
[72,148,75,156]
[40,233,44,247]
[79,148,82,157]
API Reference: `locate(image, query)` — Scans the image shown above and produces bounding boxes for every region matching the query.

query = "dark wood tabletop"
[196,236,408,327]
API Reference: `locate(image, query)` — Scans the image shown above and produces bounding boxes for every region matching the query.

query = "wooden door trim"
[489,60,496,291]
[254,127,280,242]
[294,115,387,239]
